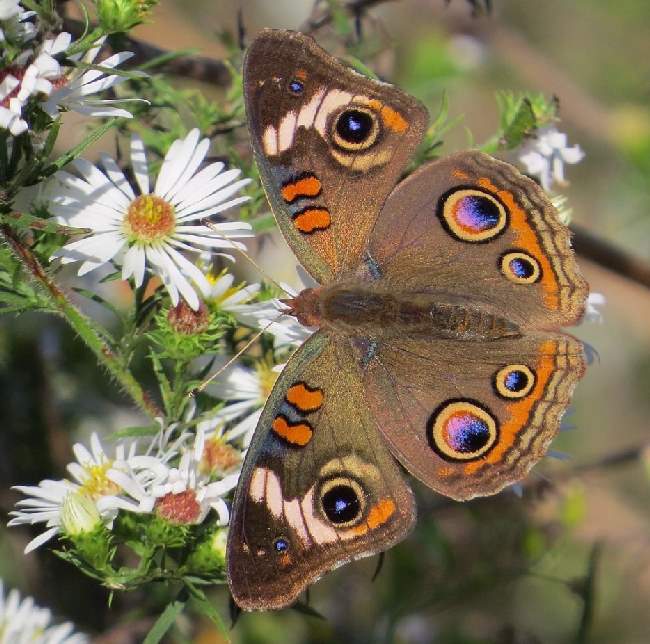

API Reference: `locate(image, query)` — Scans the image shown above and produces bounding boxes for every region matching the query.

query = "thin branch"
[301,0,398,33]
[1,226,162,418]
[571,224,650,290]
[62,18,231,86]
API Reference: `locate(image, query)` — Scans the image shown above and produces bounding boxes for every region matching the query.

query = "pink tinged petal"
[163,137,210,203]
[24,527,60,553]
[99,153,136,200]
[170,161,225,206]
[161,243,212,296]
[130,134,150,194]
[147,245,200,310]
[122,244,146,286]
[155,129,201,198]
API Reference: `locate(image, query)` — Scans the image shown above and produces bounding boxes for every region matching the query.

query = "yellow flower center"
[79,462,120,499]
[124,194,175,243]
[201,437,241,475]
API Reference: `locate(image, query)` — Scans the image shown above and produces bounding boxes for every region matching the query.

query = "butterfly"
[227,29,588,610]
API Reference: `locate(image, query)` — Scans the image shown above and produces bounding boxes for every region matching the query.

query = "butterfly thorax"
[286,285,520,340]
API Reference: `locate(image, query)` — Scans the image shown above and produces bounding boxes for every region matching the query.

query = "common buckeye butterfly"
[227,29,588,610]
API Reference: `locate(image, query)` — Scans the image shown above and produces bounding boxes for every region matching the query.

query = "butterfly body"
[228,29,589,611]
[286,285,521,340]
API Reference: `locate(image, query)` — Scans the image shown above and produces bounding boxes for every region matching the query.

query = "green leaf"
[108,425,161,440]
[187,586,230,642]
[143,596,188,644]
[502,97,537,149]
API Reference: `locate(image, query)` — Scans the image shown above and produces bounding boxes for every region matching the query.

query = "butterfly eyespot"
[500,251,541,284]
[331,106,380,152]
[428,400,498,462]
[319,476,365,527]
[273,537,290,553]
[494,364,536,399]
[288,79,304,95]
[439,188,508,242]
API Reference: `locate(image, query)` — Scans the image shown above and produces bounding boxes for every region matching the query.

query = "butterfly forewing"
[243,29,428,283]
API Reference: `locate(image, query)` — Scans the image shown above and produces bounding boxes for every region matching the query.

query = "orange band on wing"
[272,416,313,446]
[366,99,409,133]
[478,177,559,310]
[281,175,322,203]
[286,383,324,412]
[352,498,396,535]
[293,208,331,233]
[464,339,556,474]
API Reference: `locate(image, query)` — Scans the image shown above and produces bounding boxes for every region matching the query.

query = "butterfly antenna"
[192,315,283,394]
[201,219,292,296]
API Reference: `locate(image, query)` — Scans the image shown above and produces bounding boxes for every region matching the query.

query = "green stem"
[2,225,161,418]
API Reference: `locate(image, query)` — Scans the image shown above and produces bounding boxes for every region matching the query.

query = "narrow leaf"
[143,597,187,644]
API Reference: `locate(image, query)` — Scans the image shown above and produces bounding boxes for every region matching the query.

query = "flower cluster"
[1,7,140,136]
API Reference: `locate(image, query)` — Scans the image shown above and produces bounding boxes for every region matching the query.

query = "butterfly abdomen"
[313,286,520,339]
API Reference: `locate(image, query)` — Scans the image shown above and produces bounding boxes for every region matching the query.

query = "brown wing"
[352,332,585,501]
[244,29,428,283]
[361,151,588,330]
[227,331,415,610]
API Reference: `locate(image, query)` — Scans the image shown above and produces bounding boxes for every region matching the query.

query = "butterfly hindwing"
[244,29,428,283]
[362,151,588,329]
[353,332,585,501]
[227,331,416,610]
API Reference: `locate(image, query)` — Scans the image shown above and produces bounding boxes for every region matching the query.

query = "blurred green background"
[1,1,649,642]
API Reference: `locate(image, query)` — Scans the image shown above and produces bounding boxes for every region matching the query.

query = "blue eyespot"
[288,79,304,95]
[509,257,535,279]
[273,537,289,553]
[321,483,361,524]
[504,369,528,392]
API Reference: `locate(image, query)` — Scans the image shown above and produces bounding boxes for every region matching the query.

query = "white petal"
[130,134,149,194]
[122,244,146,286]
[155,129,200,198]
[24,527,60,553]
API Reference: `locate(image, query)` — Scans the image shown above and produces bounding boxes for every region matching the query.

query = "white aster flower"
[519,126,585,192]
[40,38,144,119]
[9,433,151,551]
[15,31,68,103]
[51,129,253,310]
[8,478,80,553]
[66,432,139,501]
[0,580,87,644]
[101,429,239,526]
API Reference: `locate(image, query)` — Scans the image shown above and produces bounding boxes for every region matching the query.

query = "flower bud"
[97,0,158,33]
[168,299,210,335]
[61,491,101,536]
